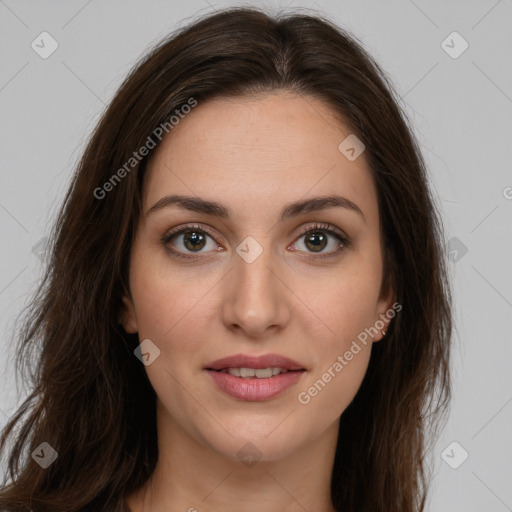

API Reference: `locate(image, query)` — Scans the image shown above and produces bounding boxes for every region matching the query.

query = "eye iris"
[305,231,327,252]
[183,230,206,251]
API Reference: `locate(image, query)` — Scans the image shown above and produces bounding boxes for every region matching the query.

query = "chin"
[196,416,311,464]
[217,434,301,464]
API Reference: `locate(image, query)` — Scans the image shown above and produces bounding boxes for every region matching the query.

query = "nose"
[221,239,290,339]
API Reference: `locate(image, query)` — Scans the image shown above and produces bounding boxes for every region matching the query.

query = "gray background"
[1,0,511,510]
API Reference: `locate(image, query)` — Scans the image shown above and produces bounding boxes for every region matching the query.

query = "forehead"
[143,92,379,227]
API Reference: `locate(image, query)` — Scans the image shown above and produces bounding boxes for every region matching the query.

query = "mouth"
[204,353,307,401]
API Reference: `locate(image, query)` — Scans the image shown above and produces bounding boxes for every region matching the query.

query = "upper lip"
[205,353,306,371]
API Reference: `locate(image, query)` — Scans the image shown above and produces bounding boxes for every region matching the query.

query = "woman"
[0,6,452,512]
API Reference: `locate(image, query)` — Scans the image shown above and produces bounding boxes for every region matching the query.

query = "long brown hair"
[0,7,452,511]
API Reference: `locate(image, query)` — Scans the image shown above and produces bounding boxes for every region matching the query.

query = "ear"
[372,277,396,343]
[118,293,138,334]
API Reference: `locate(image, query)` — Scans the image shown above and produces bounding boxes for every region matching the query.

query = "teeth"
[240,367,254,378]
[255,368,273,378]
[221,367,289,378]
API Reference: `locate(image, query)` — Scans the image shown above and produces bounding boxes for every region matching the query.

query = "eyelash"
[161,222,351,261]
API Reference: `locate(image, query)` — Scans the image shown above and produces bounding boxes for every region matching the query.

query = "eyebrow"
[146,194,366,223]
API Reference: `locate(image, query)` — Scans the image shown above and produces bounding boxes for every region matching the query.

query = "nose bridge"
[236,236,274,293]
[222,235,288,335]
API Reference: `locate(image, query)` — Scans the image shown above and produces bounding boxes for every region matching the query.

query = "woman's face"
[121,91,394,462]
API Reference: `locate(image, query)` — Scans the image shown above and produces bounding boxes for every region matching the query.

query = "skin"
[121,91,395,512]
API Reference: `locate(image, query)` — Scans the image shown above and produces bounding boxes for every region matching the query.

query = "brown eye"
[304,231,328,253]
[292,223,350,260]
[180,230,207,252]
[162,224,220,260]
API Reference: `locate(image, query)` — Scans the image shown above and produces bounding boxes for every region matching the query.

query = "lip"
[205,369,306,401]
[204,353,307,402]
[205,353,306,371]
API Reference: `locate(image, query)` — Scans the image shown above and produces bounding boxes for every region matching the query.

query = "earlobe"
[118,295,138,334]
[373,283,396,343]
[372,319,389,343]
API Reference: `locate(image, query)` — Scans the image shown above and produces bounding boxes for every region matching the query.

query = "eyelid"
[294,222,348,241]
[162,223,219,242]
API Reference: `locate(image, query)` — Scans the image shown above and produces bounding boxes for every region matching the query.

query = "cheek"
[298,344,371,415]
[296,289,374,424]
[128,261,215,431]
[307,263,383,344]
[129,242,219,344]
[295,266,380,413]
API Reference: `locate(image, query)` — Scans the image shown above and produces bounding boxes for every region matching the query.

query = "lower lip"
[205,369,305,401]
